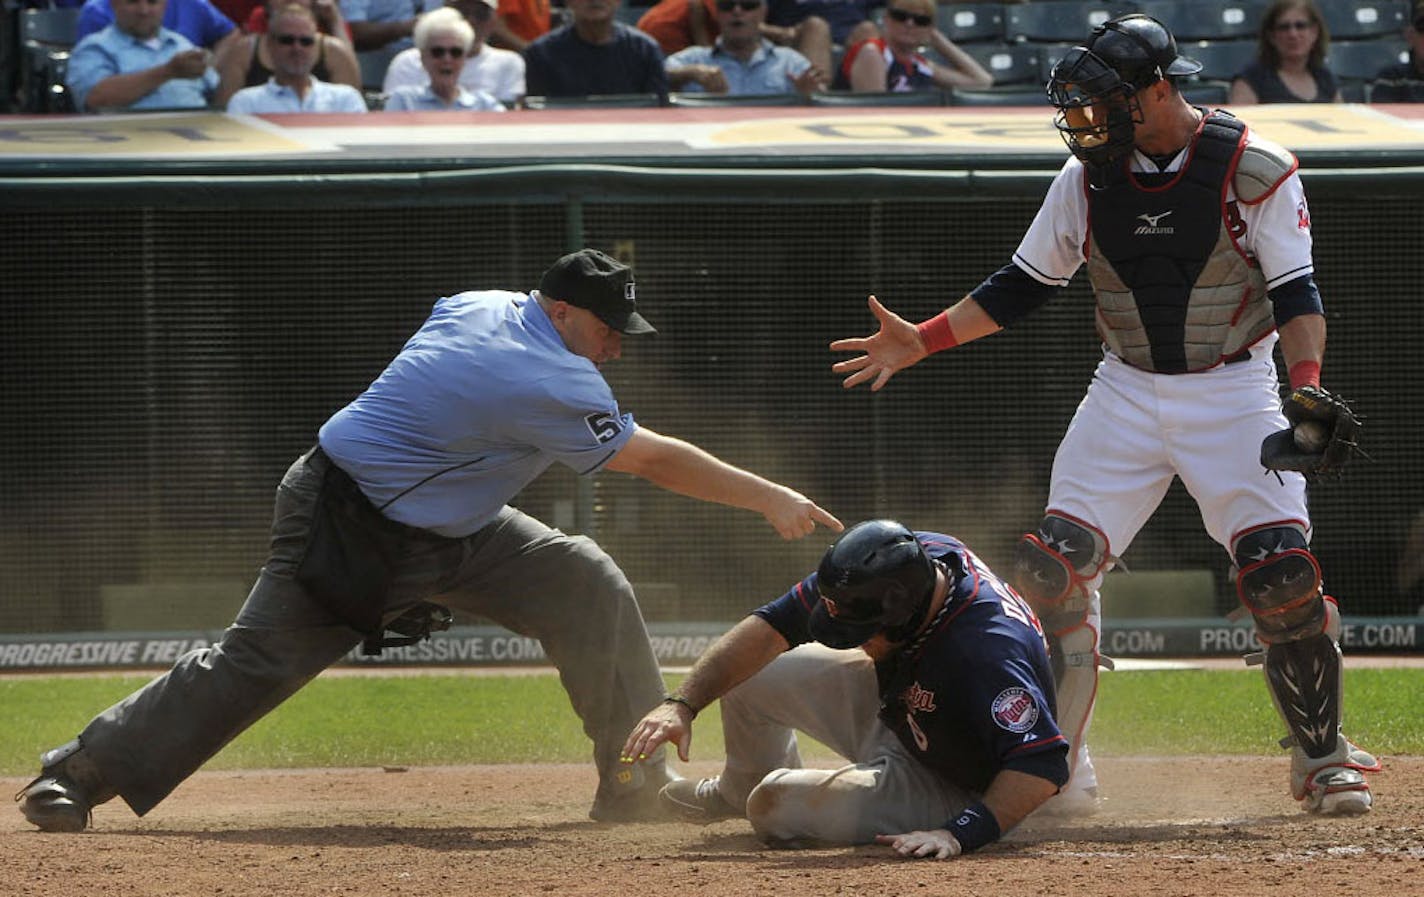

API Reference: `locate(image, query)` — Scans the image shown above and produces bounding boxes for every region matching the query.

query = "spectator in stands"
[835,0,989,93]
[763,0,878,79]
[488,0,551,52]
[384,0,524,105]
[1229,0,1341,104]
[76,0,240,66]
[215,0,360,106]
[523,0,668,100]
[1398,509,1424,615]
[638,0,719,56]
[226,2,368,110]
[383,6,506,108]
[1370,1,1424,101]
[66,0,219,111]
[666,0,824,97]
[339,0,441,73]
[244,0,352,43]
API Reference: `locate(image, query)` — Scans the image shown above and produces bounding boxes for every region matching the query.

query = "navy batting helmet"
[809,520,937,649]
[1048,14,1202,172]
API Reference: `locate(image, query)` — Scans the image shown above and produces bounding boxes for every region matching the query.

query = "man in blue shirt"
[18,249,841,834]
[226,4,368,112]
[666,0,824,97]
[76,0,239,59]
[66,0,219,111]
[524,0,668,99]
[623,520,1068,858]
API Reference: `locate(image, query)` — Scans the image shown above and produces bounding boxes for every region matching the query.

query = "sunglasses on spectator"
[715,0,760,10]
[273,34,316,46]
[886,7,933,27]
[1272,19,1315,32]
[428,45,465,58]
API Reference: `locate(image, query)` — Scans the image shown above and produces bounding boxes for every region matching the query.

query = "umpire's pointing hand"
[830,295,928,391]
[622,700,693,764]
[762,485,842,539]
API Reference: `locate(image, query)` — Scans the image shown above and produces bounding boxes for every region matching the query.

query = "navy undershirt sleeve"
[1269,273,1324,327]
[969,263,1061,327]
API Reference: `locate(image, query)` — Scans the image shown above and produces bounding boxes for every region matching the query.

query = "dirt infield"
[4,755,1421,897]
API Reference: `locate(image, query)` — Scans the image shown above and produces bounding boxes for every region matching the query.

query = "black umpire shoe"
[588,764,682,823]
[15,738,117,832]
[658,776,741,823]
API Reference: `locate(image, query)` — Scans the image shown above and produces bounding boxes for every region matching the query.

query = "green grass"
[2,667,1418,776]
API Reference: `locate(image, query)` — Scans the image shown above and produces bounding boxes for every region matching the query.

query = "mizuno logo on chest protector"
[1135,210,1174,234]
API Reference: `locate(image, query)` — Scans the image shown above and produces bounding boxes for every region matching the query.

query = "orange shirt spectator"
[488,0,549,50]
[637,0,718,56]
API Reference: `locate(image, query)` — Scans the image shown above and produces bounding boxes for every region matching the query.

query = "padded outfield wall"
[1,108,1422,648]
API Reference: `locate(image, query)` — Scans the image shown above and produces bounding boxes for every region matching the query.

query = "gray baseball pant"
[79,448,666,815]
[715,643,973,845]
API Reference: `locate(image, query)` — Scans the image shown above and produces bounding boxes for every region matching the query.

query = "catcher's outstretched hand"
[830,295,928,391]
[622,700,693,764]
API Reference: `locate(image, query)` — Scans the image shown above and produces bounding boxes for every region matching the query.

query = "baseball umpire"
[622,520,1069,858]
[17,248,841,832]
[829,15,1378,815]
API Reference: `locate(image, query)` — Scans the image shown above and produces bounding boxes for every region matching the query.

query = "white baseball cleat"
[1301,767,1372,816]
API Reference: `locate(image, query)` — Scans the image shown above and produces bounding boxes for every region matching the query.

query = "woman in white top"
[383,7,505,111]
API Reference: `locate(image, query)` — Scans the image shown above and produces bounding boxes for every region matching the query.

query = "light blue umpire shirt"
[318,290,639,537]
[665,38,811,95]
[66,25,217,111]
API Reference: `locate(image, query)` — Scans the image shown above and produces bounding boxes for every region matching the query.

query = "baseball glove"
[1259,385,1363,480]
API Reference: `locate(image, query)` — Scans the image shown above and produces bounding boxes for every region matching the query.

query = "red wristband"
[1288,360,1321,390]
[915,311,959,355]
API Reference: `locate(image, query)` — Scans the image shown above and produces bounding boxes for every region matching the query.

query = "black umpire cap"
[539,249,656,335]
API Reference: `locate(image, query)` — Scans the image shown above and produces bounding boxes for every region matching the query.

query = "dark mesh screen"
[1,186,1417,632]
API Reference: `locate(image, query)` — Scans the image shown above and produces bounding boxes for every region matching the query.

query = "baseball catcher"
[830,13,1380,816]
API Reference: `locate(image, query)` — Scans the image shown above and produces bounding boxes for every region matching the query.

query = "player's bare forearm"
[830,294,999,391]
[980,767,1061,832]
[1276,312,1326,371]
[621,616,788,762]
[605,428,841,538]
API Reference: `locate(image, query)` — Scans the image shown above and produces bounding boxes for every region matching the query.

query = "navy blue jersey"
[754,532,1069,794]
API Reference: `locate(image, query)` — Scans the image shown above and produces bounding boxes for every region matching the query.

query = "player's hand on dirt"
[874,829,963,859]
[762,486,843,539]
[622,700,693,763]
[829,295,928,391]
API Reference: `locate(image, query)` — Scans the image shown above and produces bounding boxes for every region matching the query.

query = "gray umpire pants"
[79,448,667,816]
[715,643,973,845]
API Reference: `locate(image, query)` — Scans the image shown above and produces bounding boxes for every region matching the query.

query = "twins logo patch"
[991,687,1039,733]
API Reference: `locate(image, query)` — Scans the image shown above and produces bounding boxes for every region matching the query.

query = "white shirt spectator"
[384,83,505,110]
[382,42,523,103]
[227,76,369,113]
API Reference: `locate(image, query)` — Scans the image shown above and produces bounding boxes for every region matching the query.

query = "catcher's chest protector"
[1086,111,1273,373]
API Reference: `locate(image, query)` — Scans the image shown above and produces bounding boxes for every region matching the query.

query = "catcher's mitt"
[1259,385,1363,480]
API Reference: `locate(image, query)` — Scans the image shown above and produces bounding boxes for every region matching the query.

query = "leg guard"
[1014,512,1112,802]
[1233,524,1380,813]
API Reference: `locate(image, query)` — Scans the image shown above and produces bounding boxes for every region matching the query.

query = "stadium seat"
[19,6,80,113]
[357,47,397,91]
[1321,1,1410,40]
[947,85,1049,106]
[963,41,1041,85]
[1005,1,1140,43]
[1177,39,1256,82]
[1367,78,1424,102]
[935,2,1007,43]
[809,90,948,106]
[1326,39,1410,82]
[669,92,808,106]
[1136,0,1267,41]
[523,93,667,108]
[1179,81,1229,104]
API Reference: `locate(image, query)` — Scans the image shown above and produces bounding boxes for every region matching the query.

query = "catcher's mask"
[809,520,937,649]
[1047,14,1201,178]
